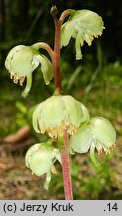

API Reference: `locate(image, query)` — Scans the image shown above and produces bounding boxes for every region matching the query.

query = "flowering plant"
[5,6,116,200]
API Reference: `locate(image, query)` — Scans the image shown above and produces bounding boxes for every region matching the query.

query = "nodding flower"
[61,9,104,60]
[70,117,116,166]
[25,141,61,190]
[5,45,53,97]
[33,94,90,138]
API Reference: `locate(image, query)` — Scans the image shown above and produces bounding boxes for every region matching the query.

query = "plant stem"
[51,6,73,199]
[53,17,62,94]
[32,42,54,63]
[59,9,75,25]
[61,130,73,200]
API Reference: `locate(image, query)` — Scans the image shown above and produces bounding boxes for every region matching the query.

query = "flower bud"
[70,117,116,166]
[25,142,61,176]
[61,10,104,60]
[33,95,90,138]
[5,45,53,97]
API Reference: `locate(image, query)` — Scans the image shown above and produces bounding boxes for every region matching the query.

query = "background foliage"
[0,0,122,200]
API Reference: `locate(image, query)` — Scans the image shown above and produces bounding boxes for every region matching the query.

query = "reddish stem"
[59,9,74,25]
[53,17,62,93]
[61,130,73,200]
[32,42,54,64]
[51,6,73,199]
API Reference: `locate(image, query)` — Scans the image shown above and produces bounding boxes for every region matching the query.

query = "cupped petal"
[25,143,42,168]
[25,142,60,176]
[40,96,65,128]
[90,117,116,149]
[32,102,44,133]
[29,149,53,176]
[61,21,74,47]
[63,96,84,127]
[72,10,104,37]
[5,45,25,71]
[37,54,54,85]
[80,103,90,124]
[5,45,40,77]
[70,125,92,153]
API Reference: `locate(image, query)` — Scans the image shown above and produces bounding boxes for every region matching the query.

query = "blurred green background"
[0,0,122,200]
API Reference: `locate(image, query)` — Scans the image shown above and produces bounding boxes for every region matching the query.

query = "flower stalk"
[51,6,73,199]
[32,42,54,63]
[51,8,62,94]
[61,130,73,200]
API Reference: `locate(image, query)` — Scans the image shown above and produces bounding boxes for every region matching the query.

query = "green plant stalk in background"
[5,5,116,200]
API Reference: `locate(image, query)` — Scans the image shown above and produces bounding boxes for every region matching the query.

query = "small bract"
[70,117,116,166]
[5,45,53,97]
[33,95,90,138]
[61,10,104,60]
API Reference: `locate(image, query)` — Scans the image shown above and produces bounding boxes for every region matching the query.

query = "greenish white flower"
[61,10,104,60]
[70,117,116,166]
[5,45,53,97]
[25,141,61,189]
[33,95,90,138]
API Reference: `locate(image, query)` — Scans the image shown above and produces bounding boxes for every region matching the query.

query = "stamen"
[13,76,19,84]
[10,72,14,79]
[19,76,25,86]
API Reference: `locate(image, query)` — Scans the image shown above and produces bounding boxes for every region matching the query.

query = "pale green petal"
[37,55,53,85]
[90,117,116,148]
[53,149,61,164]
[41,96,65,128]
[25,143,42,168]
[72,10,104,36]
[5,45,25,71]
[75,32,83,60]
[32,103,44,133]
[70,126,92,153]
[63,96,83,127]
[90,143,101,167]
[61,22,74,47]
[44,170,52,190]
[29,149,53,176]
[80,103,90,124]
[94,140,103,152]
[22,73,32,98]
